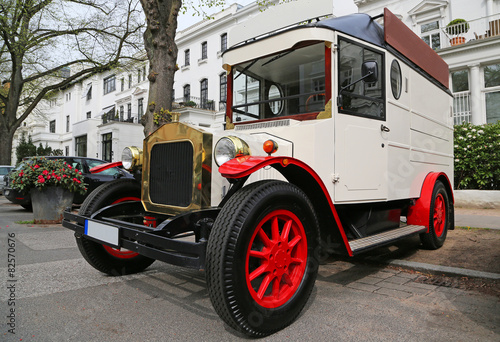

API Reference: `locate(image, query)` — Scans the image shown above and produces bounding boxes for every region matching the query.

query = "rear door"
[334,37,388,202]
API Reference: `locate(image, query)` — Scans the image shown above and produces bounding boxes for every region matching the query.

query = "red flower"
[73,178,81,184]
[38,177,45,184]
[34,165,40,169]
[42,170,49,175]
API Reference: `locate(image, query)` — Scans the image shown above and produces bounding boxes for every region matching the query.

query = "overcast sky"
[177,0,358,30]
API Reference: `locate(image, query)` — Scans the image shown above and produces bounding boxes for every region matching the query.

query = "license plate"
[85,220,119,247]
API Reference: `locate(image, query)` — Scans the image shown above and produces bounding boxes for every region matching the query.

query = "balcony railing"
[453,91,471,125]
[102,113,139,125]
[174,96,216,111]
[440,13,500,48]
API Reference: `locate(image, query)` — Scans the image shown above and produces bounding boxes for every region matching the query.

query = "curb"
[387,259,500,280]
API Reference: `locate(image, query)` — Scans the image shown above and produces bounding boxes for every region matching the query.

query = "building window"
[86,111,91,119]
[120,78,125,92]
[102,133,112,162]
[119,105,124,121]
[127,103,132,120]
[451,70,471,125]
[137,68,141,83]
[143,66,146,81]
[183,84,191,102]
[66,115,70,132]
[65,93,71,102]
[138,98,144,121]
[221,33,227,53]
[484,63,500,123]
[49,120,56,133]
[421,21,441,49]
[103,75,116,95]
[452,70,469,92]
[185,49,190,66]
[65,146,69,156]
[75,135,87,157]
[200,78,208,109]
[220,73,227,110]
[128,74,132,89]
[201,41,207,60]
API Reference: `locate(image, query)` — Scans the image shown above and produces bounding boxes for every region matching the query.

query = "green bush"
[454,122,500,190]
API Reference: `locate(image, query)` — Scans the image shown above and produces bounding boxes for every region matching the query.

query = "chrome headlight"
[214,136,251,166]
[122,146,143,170]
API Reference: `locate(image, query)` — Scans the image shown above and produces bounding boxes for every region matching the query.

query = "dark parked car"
[0,165,14,195]
[3,156,134,210]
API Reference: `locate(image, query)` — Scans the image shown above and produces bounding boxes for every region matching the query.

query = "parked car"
[3,156,134,210]
[0,165,14,195]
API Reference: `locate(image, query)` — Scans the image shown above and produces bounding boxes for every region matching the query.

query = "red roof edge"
[384,8,449,89]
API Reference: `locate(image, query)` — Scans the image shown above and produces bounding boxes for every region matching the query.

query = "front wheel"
[75,179,155,275]
[420,180,450,249]
[206,180,319,337]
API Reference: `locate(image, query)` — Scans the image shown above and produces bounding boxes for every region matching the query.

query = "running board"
[349,225,427,255]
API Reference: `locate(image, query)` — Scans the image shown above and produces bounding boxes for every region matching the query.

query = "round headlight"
[214,136,250,166]
[121,146,142,170]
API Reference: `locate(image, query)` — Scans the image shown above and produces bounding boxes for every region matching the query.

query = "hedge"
[454,122,500,190]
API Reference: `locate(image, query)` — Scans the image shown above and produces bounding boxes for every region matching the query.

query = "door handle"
[381,124,390,132]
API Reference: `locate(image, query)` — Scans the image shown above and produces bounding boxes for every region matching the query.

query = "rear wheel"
[75,179,155,275]
[206,180,319,337]
[420,180,449,249]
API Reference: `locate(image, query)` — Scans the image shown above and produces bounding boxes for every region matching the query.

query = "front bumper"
[62,203,219,270]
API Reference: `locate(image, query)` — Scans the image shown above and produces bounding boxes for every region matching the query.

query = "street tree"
[139,0,281,136]
[0,0,145,165]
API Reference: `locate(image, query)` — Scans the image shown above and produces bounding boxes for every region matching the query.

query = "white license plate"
[85,220,119,247]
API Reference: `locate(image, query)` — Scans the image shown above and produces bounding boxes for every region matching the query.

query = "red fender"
[407,172,454,230]
[90,161,123,174]
[219,156,353,256]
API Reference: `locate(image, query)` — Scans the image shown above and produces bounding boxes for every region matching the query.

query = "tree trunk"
[140,0,181,137]
[0,124,15,165]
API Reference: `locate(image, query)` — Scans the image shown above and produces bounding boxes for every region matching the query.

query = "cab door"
[334,38,388,202]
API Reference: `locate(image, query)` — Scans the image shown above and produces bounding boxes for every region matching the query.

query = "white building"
[355,0,500,125]
[14,2,269,163]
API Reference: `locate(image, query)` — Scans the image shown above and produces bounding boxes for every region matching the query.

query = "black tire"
[206,180,319,337]
[75,178,155,276]
[420,180,449,250]
[21,204,33,211]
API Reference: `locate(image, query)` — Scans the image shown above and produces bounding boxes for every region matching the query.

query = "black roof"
[310,13,385,47]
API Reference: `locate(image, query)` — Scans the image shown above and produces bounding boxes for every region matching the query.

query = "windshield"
[231,42,326,122]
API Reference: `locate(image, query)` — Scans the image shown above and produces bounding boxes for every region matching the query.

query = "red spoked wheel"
[100,196,142,259]
[206,180,319,337]
[420,180,450,249]
[75,179,155,275]
[246,210,307,309]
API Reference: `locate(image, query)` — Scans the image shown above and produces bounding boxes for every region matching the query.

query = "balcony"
[102,112,138,125]
[174,96,216,111]
[440,14,500,49]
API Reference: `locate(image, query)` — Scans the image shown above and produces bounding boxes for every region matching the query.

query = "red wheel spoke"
[290,257,304,265]
[281,219,292,241]
[257,274,273,299]
[271,277,281,298]
[271,217,280,241]
[288,235,302,249]
[249,264,268,281]
[258,228,272,247]
[282,273,293,287]
[249,249,267,259]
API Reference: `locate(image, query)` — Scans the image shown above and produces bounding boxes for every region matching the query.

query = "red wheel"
[246,210,308,308]
[206,181,319,337]
[420,180,449,249]
[75,179,155,275]
[100,196,142,259]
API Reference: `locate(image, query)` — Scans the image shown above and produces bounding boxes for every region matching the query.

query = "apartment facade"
[14,2,267,163]
[355,0,500,125]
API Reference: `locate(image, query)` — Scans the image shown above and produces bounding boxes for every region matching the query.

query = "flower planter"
[450,37,466,46]
[31,187,74,224]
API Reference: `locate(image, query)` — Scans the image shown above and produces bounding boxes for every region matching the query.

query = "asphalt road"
[0,196,499,341]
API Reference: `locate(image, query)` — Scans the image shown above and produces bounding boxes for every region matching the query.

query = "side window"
[86,159,120,176]
[338,38,385,119]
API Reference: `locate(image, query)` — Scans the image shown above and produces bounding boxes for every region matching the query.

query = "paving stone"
[356,276,383,285]
[371,271,398,279]
[346,282,380,293]
[382,275,411,285]
[406,281,439,291]
[376,281,432,296]
[375,287,413,299]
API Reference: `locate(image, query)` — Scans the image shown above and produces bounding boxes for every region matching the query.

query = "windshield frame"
[226,41,332,125]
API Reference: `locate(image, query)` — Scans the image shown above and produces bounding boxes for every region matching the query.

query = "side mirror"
[362,61,378,83]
